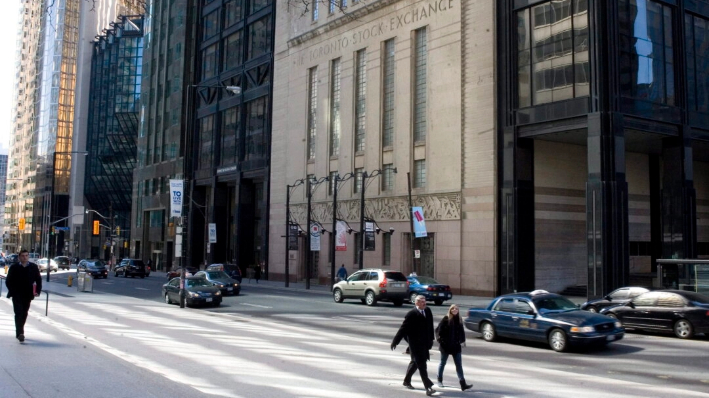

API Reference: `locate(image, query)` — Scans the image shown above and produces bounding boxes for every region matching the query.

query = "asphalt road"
[43,268,709,396]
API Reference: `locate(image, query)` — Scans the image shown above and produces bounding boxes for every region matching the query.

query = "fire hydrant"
[67,274,73,287]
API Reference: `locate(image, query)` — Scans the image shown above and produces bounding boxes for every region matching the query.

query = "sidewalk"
[244,277,587,307]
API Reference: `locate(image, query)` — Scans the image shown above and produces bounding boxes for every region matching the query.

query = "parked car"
[206,263,242,283]
[53,256,72,270]
[115,258,147,278]
[580,286,650,313]
[5,254,19,265]
[162,276,222,307]
[37,258,59,273]
[332,269,409,306]
[407,275,452,306]
[193,270,241,295]
[166,266,199,279]
[600,290,709,339]
[77,259,109,279]
[464,290,624,352]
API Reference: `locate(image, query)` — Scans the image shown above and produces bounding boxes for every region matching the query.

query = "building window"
[329,58,341,157]
[224,31,243,71]
[329,171,337,196]
[248,16,271,61]
[517,0,589,107]
[203,10,220,40]
[199,115,215,170]
[413,27,427,143]
[686,14,709,113]
[382,39,395,147]
[619,0,674,106]
[251,0,271,14]
[224,0,243,27]
[202,43,218,80]
[383,233,391,266]
[354,49,367,153]
[354,167,363,193]
[221,106,240,165]
[414,160,426,188]
[307,67,318,160]
[313,0,319,21]
[381,163,394,191]
[245,97,268,161]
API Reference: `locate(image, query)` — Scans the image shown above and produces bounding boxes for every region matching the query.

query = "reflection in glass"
[686,14,709,113]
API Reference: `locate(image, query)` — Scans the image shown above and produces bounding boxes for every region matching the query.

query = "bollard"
[3,265,7,274]
[67,274,73,287]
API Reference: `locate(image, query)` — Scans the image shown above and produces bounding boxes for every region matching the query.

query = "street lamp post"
[180,84,241,308]
[305,176,328,290]
[48,151,88,282]
[357,168,396,270]
[330,172,356,290]
[284,179,305,287]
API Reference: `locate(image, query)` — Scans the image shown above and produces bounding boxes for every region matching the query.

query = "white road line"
[241,303,272,308]
[134,287,150,291]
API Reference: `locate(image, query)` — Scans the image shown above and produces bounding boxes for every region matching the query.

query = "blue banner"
[411,207,427,238]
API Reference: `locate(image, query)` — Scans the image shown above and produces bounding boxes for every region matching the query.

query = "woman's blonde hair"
[446,304,461,324]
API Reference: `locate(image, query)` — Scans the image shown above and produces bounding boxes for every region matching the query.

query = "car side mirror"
[604,295,611,301]
[527,309,536,316]
[626,302,635,308]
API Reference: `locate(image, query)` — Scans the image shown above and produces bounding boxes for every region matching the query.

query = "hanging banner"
[208,223,217,243]
[169,180,184,218]
[288,224,299,250]
[310,223,321,251]
[335,221,348,251]
[412,207,428,238]
[364,222,376,251]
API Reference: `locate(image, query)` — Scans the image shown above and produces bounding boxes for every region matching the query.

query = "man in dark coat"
[391,295,436,396]
[5,249,42,343]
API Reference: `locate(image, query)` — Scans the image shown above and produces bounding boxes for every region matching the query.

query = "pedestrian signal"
[93,220,100,235]
[19,218,25,230]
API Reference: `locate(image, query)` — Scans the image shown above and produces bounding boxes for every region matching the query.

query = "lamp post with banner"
[284,178,305,287]
[358,167,396,269]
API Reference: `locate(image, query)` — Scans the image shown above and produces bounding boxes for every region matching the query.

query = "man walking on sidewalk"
[391,295,436,396]
[5,249,42,343]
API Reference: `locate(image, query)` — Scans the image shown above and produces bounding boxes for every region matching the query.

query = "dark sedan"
[600,290,709,339]
[580,286,651,313]
[407,275,452,306]
[54,256,71,270]
[194,270,241,295]
[465,290,624,352]
[162,277,222,307]
[115,258,147,278]
[166,266,199,279]
[77,259,108,279]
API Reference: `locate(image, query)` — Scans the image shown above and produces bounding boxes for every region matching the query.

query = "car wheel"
[213,301,221,307]
[481,322,496,342]
[125,271,129,278]
[164,293,172,305]
[606,313,619,323]
[674,319,694,339]
[410,292,418,304]
[434,300,444,306]
[115,271,118,277]
[549,329,568,352]
[360,298,366,304]
[333,288,344,303]
[393,300,404,307]
[586,305,598,313]
[365,291,377,306]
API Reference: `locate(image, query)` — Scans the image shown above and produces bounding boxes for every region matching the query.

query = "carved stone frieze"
[289,193,461,226]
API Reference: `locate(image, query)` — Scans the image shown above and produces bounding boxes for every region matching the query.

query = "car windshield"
[207,271,229,279]
[186,279,212,288]
[533,296,577,312]
[413,276,438,285]
[90,261,105,267]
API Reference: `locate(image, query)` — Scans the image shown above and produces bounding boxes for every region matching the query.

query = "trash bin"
[77,272,94,292]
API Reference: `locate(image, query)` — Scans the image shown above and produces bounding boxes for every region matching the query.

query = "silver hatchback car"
[332,269,409,306]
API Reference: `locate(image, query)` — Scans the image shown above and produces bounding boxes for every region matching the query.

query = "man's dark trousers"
[12,298,31,337]
[404,351,433,389]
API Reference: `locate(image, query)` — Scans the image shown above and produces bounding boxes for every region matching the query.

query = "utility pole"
[109,203,114,271]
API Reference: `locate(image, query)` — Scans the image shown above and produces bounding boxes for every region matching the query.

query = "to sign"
[414,250,420,258]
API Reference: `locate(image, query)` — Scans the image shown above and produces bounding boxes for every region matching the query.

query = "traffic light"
[93,220,100,235]
[18,218,25,230]
[116,226,120,235]
[50,226,55,235]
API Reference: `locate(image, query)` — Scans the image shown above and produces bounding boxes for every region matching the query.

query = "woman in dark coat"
[436,304,473,391]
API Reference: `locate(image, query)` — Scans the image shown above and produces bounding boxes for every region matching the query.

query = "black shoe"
[402,382,415,390]
[460,379,473,391]
[17,334,25,343]
[426,387,436,396]
[403,347,410,354]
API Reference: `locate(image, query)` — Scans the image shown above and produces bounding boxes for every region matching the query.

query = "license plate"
[606,335,615,341]
[393,283,403,288]
[206,298,213,302]
[432,293,438,296]
[227,287,233,291]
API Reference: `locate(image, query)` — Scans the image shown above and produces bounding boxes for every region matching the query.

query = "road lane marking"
[134,287,150,291]
[241,303,272,308]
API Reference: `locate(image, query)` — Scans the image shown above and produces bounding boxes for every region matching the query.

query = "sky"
[0,0,20,154]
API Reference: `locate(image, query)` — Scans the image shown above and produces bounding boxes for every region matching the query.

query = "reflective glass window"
[248,16,271,61]
[686,14,709,113]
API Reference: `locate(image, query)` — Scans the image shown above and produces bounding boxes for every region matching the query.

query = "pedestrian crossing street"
[2,294,709,398]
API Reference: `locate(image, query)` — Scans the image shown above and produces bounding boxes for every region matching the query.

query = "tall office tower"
[6,0,142,257]
[0,148,8,252]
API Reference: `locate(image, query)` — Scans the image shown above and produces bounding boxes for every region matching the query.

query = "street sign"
[208,223,217,243]
[310,223,321,251]
[414,250,420,258]
[54,227,70,231]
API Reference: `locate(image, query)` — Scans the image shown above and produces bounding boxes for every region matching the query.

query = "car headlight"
[234,283,239,287]
[614,321,622,328]
[214,291,221,296]
[188,292,199,298]
[570,326,595,333]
